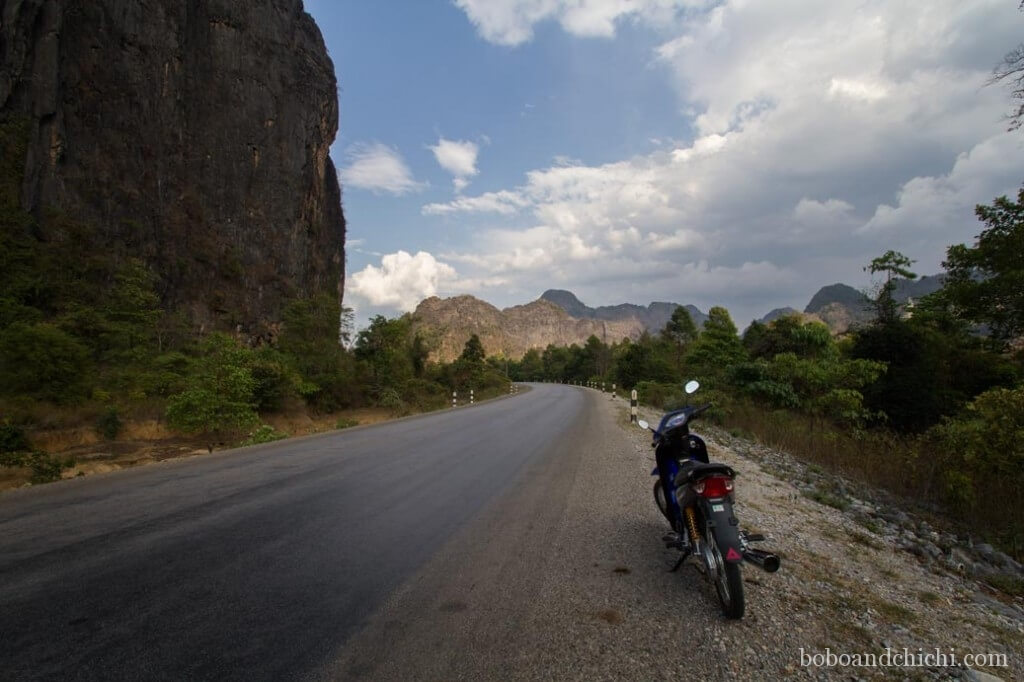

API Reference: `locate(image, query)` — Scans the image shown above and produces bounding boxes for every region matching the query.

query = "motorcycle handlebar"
[692,402,713,418]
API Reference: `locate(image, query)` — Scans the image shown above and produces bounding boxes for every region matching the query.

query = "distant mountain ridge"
[411,275,947,362]
[411,296,646,362]
[540,289,709,331]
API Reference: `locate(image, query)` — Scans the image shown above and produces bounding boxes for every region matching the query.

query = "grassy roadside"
[631,390,1023,561]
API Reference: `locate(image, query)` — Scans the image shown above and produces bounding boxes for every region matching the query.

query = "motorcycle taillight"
[695,475,734,498]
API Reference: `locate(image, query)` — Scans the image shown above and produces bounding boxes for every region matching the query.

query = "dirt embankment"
[0,407,397,492]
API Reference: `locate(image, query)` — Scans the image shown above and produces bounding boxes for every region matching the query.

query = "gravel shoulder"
[319,388,1021,681]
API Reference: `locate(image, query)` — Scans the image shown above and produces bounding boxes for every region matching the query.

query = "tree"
[661,306,698,376]
[518,348,544,381]
[582,335,612,379]
[941,188,1024,346]
[165,334,259,446]
[929,385,1024,514]
[100,259,161,362]
[989,2,1024,131]
[542,344,571,381]
[686,306,746,371]
[280,294,356,409]
[354,315,416,396]
[459,334,486,365]
[865,250,917,324]
[745,314,833,360]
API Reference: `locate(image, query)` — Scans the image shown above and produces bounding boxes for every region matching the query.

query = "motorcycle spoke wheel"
[715,559,745,620]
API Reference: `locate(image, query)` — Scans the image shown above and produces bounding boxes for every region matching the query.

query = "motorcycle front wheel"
[713,545,745,619]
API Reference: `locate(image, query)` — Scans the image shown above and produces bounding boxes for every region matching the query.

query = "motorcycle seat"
[674,462,735,487]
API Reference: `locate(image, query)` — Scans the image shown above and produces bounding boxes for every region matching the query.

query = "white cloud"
[828,78,889,102]
[859,134,1024,238]
[428,138,482,193]
[793,198,856,227]
[429,138,479,177]
[348,251,457,311]
[377,0,1024,327]
[422,190,529,215]
[453,0,696,46]
[339,143,425,195]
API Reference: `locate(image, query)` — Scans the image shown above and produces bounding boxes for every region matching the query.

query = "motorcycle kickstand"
[669,550,691,572]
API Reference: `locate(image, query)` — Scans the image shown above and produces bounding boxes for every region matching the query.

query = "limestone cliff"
[0,0,345,338]
[412,295,644,363]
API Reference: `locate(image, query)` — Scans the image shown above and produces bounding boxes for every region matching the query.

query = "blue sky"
[305,0,1024,329]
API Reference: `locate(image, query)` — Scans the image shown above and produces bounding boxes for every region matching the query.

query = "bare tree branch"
[987,4,1024,130]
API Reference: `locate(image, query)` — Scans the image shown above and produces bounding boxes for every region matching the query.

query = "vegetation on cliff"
[1,118,508,482]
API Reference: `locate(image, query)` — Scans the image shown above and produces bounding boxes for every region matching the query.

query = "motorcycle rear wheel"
[714,548,745,619]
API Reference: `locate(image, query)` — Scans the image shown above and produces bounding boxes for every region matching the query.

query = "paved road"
[0,383,588,681]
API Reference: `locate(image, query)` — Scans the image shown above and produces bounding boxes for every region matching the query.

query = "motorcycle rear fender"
[699,497,743,563]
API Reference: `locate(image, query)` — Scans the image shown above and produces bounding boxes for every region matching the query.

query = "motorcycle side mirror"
[637,419,650,430]
[684,380,700,395]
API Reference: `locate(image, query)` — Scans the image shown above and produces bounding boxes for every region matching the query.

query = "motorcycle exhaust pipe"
[743,548,781,573]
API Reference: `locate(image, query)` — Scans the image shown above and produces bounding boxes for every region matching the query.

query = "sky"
[304,0,1024,329]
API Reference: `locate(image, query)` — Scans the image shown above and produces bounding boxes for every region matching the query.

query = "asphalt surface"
[0,383,588,681]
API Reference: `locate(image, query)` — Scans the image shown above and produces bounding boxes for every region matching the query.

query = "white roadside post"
[470,389,474,405]
[452,391,457,408]
[630,389,638,423]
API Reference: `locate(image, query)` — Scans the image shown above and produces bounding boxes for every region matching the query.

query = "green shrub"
[635,381,684,411]
[0,322,91,402]
[25,451,74,484]
[404,378,447,411]
[248,347,298,412]
[166,386,259,437]
[0,420,29,453]
[95,406,122,440]
[165,333,259,440]
[377,387,408,416]
[335,417,359,429]
[928,385,1024,515]
[0,449,75,483]
[241,424,288,446]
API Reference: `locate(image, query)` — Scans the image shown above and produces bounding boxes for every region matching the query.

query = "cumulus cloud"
[339,142,425,195]
[429,138,479,178]
[428,138,482,192]
[349,0,1024,329]
[348,251,457,312]
[858,134,1024,242]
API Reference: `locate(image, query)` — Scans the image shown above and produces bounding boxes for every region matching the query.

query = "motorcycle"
[637,380,780,619]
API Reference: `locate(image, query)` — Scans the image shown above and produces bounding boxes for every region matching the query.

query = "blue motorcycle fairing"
[656,406,693,434]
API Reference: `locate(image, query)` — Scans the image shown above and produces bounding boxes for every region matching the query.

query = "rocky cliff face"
[412,295,644,362]
[0,0,344,338]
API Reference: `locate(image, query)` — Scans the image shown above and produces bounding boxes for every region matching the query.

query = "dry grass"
[722,402,918,491]
[30,427,100,452]
[122,419,173,441]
